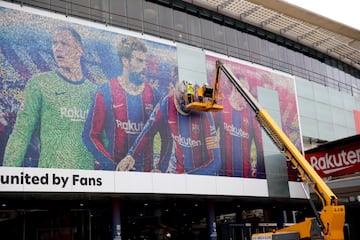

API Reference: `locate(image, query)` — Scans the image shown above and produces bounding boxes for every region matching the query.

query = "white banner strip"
[0,167,272,197]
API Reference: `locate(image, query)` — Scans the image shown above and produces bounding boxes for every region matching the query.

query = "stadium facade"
[0,0,359,239]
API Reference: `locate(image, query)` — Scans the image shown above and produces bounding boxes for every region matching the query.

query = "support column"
[208,200,217,240]
[276,209,285,230]
[112,198,122,240]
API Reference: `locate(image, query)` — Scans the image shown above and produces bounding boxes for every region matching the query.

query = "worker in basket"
[197,83,205,103]
[186,81,194,104]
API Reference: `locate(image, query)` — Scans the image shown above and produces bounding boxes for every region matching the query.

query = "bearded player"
[82,37,161,171]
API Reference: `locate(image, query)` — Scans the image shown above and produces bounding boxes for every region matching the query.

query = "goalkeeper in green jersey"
[3,26,96,169]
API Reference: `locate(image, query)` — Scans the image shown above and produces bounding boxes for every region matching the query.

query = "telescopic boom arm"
[215,60,345,240]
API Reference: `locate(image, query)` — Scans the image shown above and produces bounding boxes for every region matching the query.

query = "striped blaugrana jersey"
[213,98,265,178]
[129,94,221,175]
[82,78,160,171]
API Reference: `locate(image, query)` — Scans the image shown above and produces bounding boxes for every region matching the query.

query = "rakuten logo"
[309,148,360,174]
[172,133,201,148]
[224,122,249,139]
[116,120,144,134]
[60,107,88,122]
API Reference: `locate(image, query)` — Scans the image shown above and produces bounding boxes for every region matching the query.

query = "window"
[143,1,159,36]
[70,0,90,19]
[201,18,214,50]
[109,0,126,28]
[225,27,238,58]
[238,31,250,62]
[127,0,143,32]
[91,0,109,23]
[213,23,225,53]
[247,35,260,63]
[277,45,289,72]
[173,10,188,43]
[158,5,173,40]
[187,14,201,47]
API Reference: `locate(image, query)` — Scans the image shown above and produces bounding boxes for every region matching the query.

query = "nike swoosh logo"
[168,120,176,124]
[323,166,352,174]
[55,91,66,96]
[112,104,124,108]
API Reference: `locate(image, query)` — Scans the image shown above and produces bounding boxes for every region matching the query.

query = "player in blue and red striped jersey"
[117,84,222,175]
[213,73,266,178]
[82,37,161,171]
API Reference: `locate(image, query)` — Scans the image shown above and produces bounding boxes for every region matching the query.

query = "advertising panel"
[205,55,301,180]
[0,4,177,173]
[0,3,302,194]
[305,135,360,177]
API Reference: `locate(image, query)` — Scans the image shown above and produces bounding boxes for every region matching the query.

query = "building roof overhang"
[185,0,360,70]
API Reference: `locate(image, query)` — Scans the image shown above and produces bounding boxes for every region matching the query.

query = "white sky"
[284,0,360,31]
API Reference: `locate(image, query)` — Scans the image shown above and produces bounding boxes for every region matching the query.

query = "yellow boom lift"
[202,60,345,240]
[184,74,223,112]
